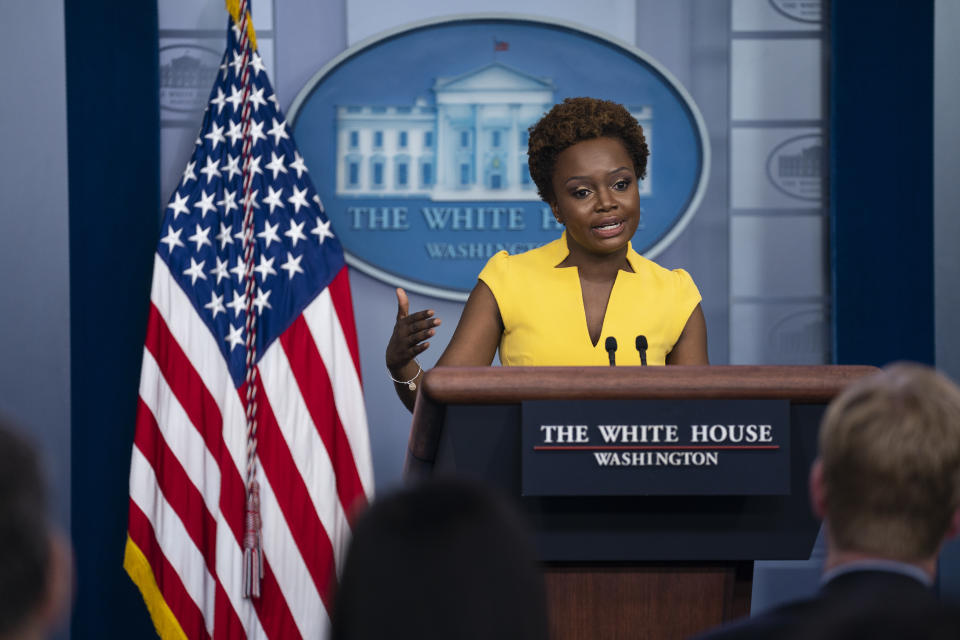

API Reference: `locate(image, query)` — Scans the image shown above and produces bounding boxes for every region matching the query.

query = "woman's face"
[549,136,641,258]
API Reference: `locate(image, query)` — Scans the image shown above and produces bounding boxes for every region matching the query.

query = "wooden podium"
[405,365,876,639]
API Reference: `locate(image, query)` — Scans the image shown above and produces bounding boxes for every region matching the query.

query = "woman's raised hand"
[386,289,440,409]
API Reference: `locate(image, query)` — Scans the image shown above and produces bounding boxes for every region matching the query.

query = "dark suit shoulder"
[693,571,960,640]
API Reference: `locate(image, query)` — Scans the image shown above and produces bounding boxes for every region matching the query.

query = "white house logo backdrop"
[289,17,709,300]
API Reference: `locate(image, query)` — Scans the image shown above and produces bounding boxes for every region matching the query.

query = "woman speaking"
[386,97,708,411]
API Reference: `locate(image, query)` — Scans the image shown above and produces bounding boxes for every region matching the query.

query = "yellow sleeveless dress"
[478,232,701,366]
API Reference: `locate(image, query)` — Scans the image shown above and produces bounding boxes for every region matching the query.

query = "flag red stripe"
[129,500,212,640]
[279,315,367,522]
[134,399,218,576]
[144,304,301,639]
[251,557,305,640]
[144,304,223,455]
[133,400,250,640]
[212,581,246,640]
[242,374,337,610]
[327,267,362,381]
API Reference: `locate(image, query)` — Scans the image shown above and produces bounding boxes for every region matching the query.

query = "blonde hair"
[819,363,960,560]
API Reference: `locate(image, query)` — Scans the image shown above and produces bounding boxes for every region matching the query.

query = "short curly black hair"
[527,97,649,204]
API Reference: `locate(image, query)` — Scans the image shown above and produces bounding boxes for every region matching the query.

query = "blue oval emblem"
[289,16,709,300]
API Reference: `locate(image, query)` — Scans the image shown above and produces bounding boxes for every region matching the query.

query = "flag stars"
[193,190,217,217]
[262,186,285,214]
[210,256,230,284]
[226,85,244,111]
[188,224,212,251]
[290,151,308,178]
[226,290,247,317]
[226,324,245,351]
[216,222,234,250]
[253,288,272,314]
[311,217,335,244]
[230,49,245,76]
[288,185,309,213]
[281,252,304,280]
[167,191,190,220]
[246,155,263,177]
[265,152,287,180]
[210,87,227,114]
[285,220,307,247]
[226,120,244,147]
[254,254,277,281]
[160,225,185,252]
[248,87,267,112]
[181,161,197,186]
[258,220,280,248]
[268,118,289,146]
[222,154,241,181]
[204,122,226,149]
[204,291,225,319]
[218,189,238,216]
[230,256,247,282]
[183,257,207,285]
[200,156,221,182]
[241,189,260,210]
[247,118,267,146]
[250,52,266,76]
[313,193,325,212]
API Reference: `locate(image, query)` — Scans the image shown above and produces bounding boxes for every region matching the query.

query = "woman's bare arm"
[665,303,709,365]
[435,280,503,367]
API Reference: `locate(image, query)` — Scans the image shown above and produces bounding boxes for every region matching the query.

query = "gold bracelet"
[390,361,423,391]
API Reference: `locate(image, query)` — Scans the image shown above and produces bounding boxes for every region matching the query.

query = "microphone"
[605,337,617,366]
[635,335,648,366]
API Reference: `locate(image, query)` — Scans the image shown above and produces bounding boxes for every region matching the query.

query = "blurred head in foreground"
[0,418,72,640]
[332,477,548,640]
[812,363,960,574]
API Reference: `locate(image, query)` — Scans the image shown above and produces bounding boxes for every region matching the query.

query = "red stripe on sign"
[134,399,218,576]
[328,266,362,382]
[241,373,337,611]
[129,500,212,640]
[280,315,368,520]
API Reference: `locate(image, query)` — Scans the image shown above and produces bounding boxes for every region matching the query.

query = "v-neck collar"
[548,231,640,347]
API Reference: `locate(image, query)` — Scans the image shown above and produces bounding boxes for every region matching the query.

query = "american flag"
[124,5,373,639]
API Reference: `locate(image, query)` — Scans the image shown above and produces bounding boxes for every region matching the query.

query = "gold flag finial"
[225,0,258,50]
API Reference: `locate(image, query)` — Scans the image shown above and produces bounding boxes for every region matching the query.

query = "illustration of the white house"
[335,62,653,200]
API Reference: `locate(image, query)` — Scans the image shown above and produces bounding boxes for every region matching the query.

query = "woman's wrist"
[388,360,423,390]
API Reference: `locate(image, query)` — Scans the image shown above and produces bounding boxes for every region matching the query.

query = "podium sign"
[521,398,791,496]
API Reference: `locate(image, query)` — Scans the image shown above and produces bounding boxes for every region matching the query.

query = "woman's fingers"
[403,312,439,332]
[408,326,436,345]
[395,287,409,320]
[387,287,442,369]
[411,341,430,355]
